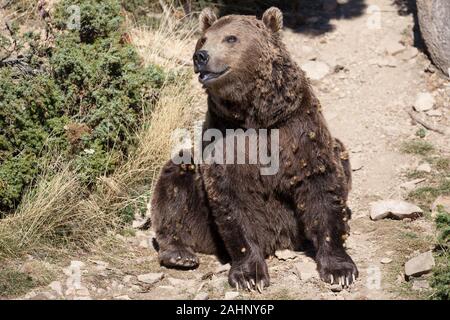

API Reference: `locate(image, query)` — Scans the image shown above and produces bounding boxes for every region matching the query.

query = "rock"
[123,275,133,283]
[224,291,240,300]
[431,195,450,215]
[351,158,364,171]
[49,281,63,296]
[413,92,435,112]
[399,47,419,60]
[214,263,231,274]
[380,258,393,264]
[194,292,209,300]
[416,162,432,173]
[375,57,398,68]
[137,272,164,285]
[294,261,319,281]
[384,40,406,56]
[400,178,426,191]
[426,109,442,117]
[330,284,343,292]
[114,295,131,300]
[370,200,423,220]
[275,249,298,261]
[404,251,435,278]
[412,279,430,291]
[301,61,330,81]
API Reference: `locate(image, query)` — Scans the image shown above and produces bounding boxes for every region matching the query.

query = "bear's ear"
[262,7,283,33]
[199,7,218,32]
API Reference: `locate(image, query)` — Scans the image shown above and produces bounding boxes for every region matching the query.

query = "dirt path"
[21,0,448,300]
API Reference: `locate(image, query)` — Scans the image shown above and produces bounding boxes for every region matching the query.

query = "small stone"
[413,92,435,112]
[224,291,240,300]
[384,40,406,56]
[416,162,432,173]
[405,251,435,278]
[214,263,231,274]
[399,47,419,60]
[301,61,330,81]
[431,195,450,217]
[330,284,343,292]
[194,292,209,300]
[380,258,393,264]
[351,158,364,171]
[137,272,164,285]
[114,295,131,300]
[370,200,423,220]
[294,261,319,281]
[426,109,442,117]
[400,178,426,191]
[275,249,297,261]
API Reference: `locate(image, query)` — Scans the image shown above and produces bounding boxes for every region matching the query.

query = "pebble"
[431,195,450,217]
[413,92,435,112]
[137,272,164,285]
[224,291,240,300]
[380,258,393,264]
[400,178,426,191]
[330,284,343,292]
[370,200,423,220]
[114,295,131,300]
[194,292,209,300]
[404,251,435,278]
[301,61,330,81]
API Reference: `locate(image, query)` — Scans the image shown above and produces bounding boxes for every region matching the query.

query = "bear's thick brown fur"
[151,7,358,291]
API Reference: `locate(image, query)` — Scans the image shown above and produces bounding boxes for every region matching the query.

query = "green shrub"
[0,0,167,215]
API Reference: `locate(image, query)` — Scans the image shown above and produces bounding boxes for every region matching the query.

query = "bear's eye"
[225,35,237,44]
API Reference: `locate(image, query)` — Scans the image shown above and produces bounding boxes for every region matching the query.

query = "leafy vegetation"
[403,140,450,300]
[0,0,168,215]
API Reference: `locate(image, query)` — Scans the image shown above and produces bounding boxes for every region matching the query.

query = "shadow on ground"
[214,0,367,35]
[392,0,423,49]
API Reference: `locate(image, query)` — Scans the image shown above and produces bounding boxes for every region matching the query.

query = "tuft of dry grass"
[0,165,117,259]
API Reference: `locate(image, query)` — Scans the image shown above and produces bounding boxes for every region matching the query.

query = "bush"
[0,0,167,215]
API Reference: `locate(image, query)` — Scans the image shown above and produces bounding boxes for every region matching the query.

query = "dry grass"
[0,6,202,263]
[0,165,117,259]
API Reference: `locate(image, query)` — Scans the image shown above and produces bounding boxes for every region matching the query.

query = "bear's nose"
[193,50,209,69]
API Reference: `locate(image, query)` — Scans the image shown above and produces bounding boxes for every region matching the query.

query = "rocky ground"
[19,0,449,300]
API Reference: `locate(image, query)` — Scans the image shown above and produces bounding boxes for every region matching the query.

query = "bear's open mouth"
[199,67,230,84]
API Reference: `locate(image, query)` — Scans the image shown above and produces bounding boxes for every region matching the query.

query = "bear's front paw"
[317,251,358,287]
[228,256,270,293]
[158,246,199,270]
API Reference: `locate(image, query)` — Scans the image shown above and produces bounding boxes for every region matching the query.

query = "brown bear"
[151,7,358,292]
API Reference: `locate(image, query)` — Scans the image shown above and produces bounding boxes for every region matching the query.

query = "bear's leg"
[203,166,270,292]
[152,160,219,270]
[297,175,358,286]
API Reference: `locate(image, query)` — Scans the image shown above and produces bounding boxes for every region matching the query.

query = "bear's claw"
[228,257,270,293]
[317,250,358,287]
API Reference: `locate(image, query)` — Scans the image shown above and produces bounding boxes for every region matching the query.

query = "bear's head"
[193,7,284,101]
